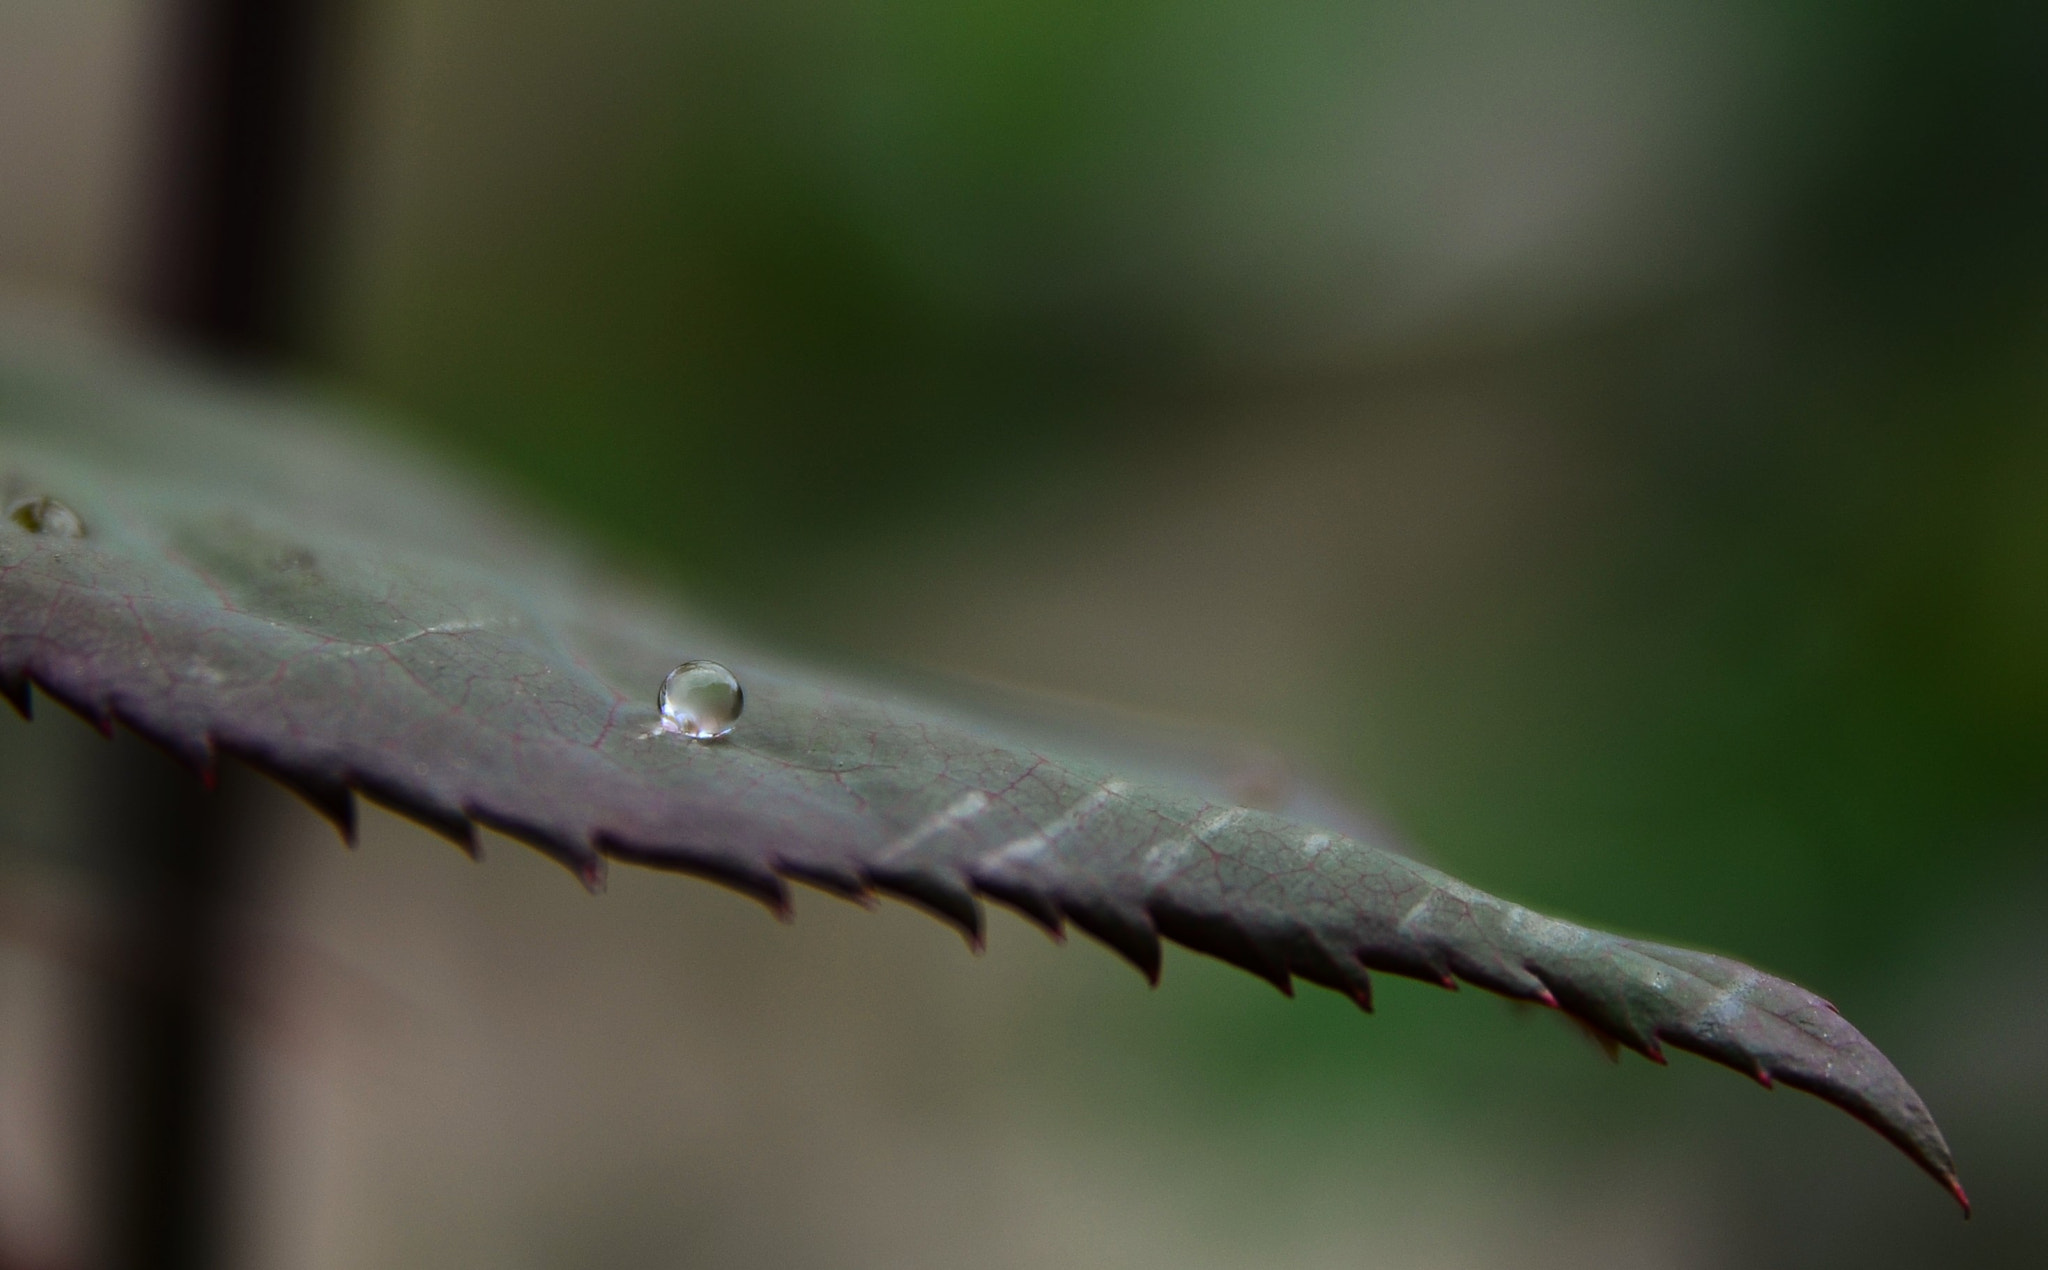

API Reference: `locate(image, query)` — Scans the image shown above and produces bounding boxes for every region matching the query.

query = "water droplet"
[658,660,743,740]
[7,496,84,538]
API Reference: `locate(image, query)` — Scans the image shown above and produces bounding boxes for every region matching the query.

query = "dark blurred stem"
[94,737,251,1270]
[134,0,342,362]
[107,1,345,1266]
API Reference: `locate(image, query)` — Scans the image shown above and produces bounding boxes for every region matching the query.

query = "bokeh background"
[3,1,2046,1266]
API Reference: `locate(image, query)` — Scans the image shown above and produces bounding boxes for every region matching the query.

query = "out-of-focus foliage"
[338,1,2048,585]
[313,1,2048,1259]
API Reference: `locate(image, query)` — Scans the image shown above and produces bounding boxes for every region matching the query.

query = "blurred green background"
[2,0,2045,1266]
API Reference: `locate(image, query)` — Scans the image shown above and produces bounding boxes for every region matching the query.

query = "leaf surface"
[0,337,1964,1210]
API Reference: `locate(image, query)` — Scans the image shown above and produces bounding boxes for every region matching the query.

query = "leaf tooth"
[860,862,985,950]
[773,856,878,908]
[1636,997,1774,1085]
[350,770,477,858]
[1279,930,1373,1011]
[1522,975,1561,1011]
[967,865,1068,942]
[1057,893,1163,986]
[1390,890,1558,1002]
[466,803,606,891]
[29,672,114,737]
[1540,976,1662,1060]
[1350,932,1455,990]
[1509,947,1666,1059]
[1146,889,1294,997]
[598,832,792,917]
[1441,947,1555,1005]
[105,705,216,785]
[214,737,357,844]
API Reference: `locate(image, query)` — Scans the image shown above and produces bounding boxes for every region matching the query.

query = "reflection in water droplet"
[7,496,84,538]
[658,660,743,740]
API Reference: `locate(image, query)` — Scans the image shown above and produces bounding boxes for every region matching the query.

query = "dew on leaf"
[7,496,84,537]
[657,660,744,740]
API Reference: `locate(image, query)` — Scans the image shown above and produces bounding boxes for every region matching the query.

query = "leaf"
[0,335,1966,1212]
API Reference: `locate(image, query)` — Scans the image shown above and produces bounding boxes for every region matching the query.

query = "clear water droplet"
[7,496,84,538]
[658,660,743,740]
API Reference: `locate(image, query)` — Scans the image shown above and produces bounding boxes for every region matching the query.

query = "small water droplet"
[658,660,743,740]
[7,496,84,538]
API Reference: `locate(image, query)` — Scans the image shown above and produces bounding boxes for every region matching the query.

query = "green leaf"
[0,336,1965,1212]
